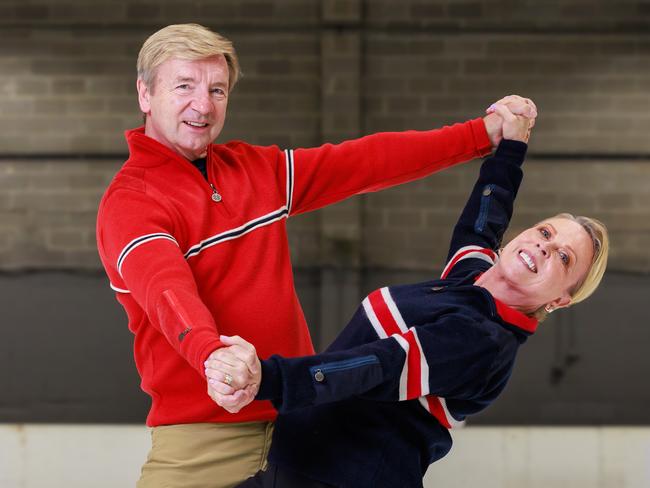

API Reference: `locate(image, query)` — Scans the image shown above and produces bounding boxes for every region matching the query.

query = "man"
[96,23,535,488]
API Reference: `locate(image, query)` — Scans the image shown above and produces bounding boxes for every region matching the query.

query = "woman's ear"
[545,293,572,313]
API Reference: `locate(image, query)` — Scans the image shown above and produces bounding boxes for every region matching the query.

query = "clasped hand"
[483,94,537,144]
[204,335,261,413]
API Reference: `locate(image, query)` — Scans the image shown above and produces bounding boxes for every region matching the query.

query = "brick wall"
[1,0,649,273]
[363,159,650,273]
[2,0,650,425]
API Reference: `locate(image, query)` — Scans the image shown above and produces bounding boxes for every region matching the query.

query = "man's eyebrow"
[173,76,196,83]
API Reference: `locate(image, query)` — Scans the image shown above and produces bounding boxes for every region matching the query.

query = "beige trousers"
[137,421,274,488]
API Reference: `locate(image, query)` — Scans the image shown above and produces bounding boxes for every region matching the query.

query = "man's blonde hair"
[137,23,241,92]
[533,213,609,321]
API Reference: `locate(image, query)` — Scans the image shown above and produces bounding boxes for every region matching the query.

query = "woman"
[206,105,609,488]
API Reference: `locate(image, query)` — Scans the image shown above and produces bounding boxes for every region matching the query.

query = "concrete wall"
[1,0,649,425]
[1,269,648,425]
[2,425,649,488]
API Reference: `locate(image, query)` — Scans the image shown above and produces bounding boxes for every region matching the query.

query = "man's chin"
[178,142,210,159]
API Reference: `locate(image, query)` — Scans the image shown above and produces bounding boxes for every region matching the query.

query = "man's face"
[137,55,229,160]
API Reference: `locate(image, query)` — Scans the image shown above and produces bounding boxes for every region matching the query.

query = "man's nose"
[191,91,213,115]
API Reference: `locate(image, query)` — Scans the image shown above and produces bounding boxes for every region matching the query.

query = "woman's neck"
[474,266,536,314]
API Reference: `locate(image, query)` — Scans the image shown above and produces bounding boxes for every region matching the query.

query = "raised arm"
[442,105,532,280]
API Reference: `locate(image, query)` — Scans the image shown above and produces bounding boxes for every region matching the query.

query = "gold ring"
[224,373,233,386]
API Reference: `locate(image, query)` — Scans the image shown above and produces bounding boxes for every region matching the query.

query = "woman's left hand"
[488,103,533,143]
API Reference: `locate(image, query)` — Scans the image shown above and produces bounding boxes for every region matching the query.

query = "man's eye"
[210,88,225,96]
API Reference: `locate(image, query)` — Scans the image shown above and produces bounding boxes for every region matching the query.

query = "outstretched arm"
[288,95,535,216]
[205,308,499,415]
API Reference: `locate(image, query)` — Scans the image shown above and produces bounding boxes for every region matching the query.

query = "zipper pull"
[210,183,222,203]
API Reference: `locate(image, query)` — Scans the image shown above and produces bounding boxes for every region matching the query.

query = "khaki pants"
[137,421,274,488]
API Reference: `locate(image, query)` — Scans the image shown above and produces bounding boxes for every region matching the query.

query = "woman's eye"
[559,251,569,266]
[177,84,190,90]
[540,228,550,239]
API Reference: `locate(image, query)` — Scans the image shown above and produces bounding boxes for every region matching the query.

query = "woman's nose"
[536,242,548,257]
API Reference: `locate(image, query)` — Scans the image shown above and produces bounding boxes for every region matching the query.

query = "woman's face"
[497,217,594,312]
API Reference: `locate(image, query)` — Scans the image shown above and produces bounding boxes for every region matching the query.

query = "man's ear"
[136,78,151,114]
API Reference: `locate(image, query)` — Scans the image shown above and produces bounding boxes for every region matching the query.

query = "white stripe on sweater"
[117,233,178,277]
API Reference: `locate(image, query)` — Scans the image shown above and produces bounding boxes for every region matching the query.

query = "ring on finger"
[224,373,233,386]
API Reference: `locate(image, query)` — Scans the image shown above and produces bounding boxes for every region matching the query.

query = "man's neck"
[143,122,207,161]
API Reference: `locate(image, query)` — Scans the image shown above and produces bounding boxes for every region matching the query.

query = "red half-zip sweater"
[96,119,491,426]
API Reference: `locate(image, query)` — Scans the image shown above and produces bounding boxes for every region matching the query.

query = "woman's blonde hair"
[137,23,241,92]
[533,213,609,321]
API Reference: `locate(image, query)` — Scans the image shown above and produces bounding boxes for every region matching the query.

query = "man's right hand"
[204,335,261,413]
[489,104,534,143]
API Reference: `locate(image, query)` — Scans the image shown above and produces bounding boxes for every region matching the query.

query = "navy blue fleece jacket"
[257,140,535,488]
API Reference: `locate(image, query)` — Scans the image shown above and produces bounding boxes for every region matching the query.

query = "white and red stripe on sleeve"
[441,245,496,279]
[362,287,462,429]
[418,396,464,430]
[362,288,429,400]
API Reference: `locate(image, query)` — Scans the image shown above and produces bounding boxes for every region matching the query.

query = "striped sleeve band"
[109,282,130,294]
[284,149,294,215]
[117,233,179,277]
[441,245,496,279]
[362,286,463,428]
[362,287,430,400]
[418,396,464,430]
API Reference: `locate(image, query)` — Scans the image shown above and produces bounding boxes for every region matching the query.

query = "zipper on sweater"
[205,151,227,209]
[209,183,222,202]
[310,355,379,377]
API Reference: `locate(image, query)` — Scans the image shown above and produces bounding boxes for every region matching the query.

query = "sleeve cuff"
[196,337,225,377]
[256,358,283,401]
[494,139,528,166]
[469,118,493,157]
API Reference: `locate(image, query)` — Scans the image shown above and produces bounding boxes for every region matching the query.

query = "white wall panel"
[1,425,649,488]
